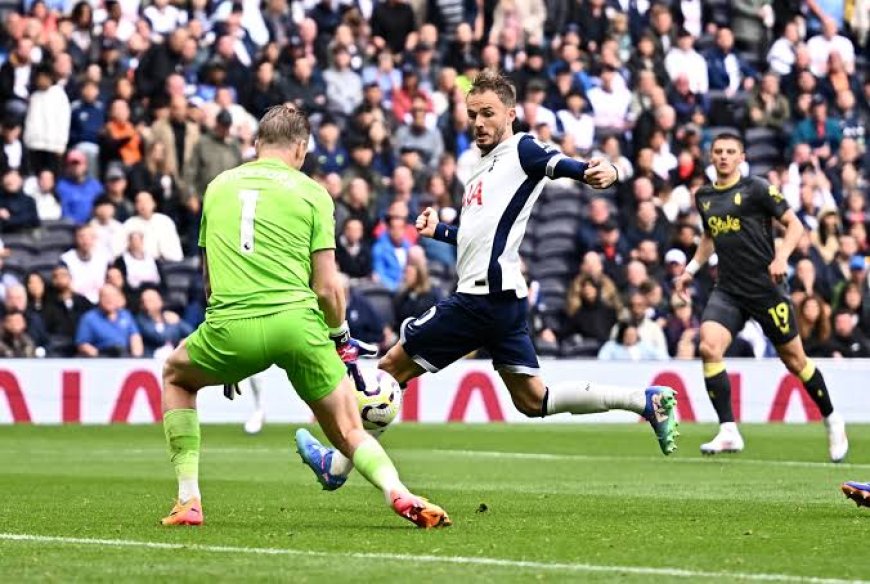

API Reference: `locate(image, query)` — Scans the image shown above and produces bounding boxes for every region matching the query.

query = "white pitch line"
[425,450,870,471]
[0,533,864,584]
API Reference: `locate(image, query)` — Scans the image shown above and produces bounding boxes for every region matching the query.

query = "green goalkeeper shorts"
[185,308,346,403]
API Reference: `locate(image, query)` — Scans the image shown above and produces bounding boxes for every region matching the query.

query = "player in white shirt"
[296,70,679,490]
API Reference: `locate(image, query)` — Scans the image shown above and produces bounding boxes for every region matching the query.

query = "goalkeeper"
[159,104,450,529]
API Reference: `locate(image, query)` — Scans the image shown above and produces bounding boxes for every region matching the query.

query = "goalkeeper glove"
[330,321,378,393]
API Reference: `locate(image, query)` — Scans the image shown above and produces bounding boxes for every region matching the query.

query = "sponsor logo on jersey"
[708,215,742,237]
[769,184,784,203]
[463,181,483,207]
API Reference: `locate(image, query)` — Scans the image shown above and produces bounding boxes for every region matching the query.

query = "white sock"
[545,381,646,416]
[250,377,262,409]
[328,428,384,476]
[178,478,201,503]
[720,422,739,434]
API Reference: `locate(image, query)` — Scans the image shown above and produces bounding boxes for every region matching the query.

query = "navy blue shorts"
[401,292,540,375]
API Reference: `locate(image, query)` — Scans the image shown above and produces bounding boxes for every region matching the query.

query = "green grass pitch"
[1,423,868,582]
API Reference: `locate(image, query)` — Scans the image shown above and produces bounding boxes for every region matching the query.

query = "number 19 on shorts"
[239,189,259,254]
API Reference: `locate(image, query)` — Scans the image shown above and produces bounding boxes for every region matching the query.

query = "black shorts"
[401,292,540,375]
[702,286,799,346]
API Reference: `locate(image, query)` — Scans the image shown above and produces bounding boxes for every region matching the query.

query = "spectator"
[56,150,103,224]
[283,56,327,114]
[830,309,870,358]
[0,119,28,175]
[323,45,363,118]
[746,72,791,131]
[664,292,699,357]
[562,275,618,352]
[23,65,70,175]
[797,295,833,357]
[0,169,39,233]
[60,224,110,304]
[123,191,184,262]
[68,80,105,176]
[4,282,47,350]
[586,65,632,132]
[336,217,372,279]
[730,0,773,55]
[767,19,801,76]
[806,18,856,77]
[370,0,416,54]
[313,117,349,175]
[0,37,35,107]
[392,65,432,123]
[618,291,669,359]
[100,98,142,170]
[149,95,200,191]
[143,0,187,37]
[24,271,46,316]
[23,169,61,221]
[89,196,126,259]
[135,28,187,99]
[394,95,444,168]
[136,287,192,358]
[75,283,143,357]
[372,210,413,291]
[705,27,756,96]
[185,110,242,198]
[665,29,709,94]
[598,320,665,360]
[793,97,843,159]
[556,89,594,154]
[0,310,36,358]
[127,141,180,216]
[341,273,386,347]
[242,60,285,120]
[393,252,440,331]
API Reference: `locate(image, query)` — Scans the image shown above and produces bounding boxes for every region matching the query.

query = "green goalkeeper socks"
[352,436,405,501]
[164,409,201,502]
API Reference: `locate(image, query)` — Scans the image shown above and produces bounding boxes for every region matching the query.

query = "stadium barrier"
[1,359,868,424]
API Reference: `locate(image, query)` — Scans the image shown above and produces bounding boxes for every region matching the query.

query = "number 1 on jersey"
[238,189,259,254]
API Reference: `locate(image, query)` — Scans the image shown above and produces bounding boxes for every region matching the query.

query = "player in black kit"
[675,133,848,462]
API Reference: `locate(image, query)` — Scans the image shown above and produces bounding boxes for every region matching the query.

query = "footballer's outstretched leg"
[295,428,348,491]
[842,482,870,508]
[501,373,680,456]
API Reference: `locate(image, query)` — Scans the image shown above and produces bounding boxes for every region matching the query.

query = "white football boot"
[825,412,848,463]
[700,422,744,455]
[244,409,265,435]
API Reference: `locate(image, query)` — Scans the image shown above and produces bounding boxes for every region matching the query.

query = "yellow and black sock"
[704,362,734,423]
[798,360,834,417]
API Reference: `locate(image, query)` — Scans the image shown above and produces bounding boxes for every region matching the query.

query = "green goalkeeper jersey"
[198,157,335,321]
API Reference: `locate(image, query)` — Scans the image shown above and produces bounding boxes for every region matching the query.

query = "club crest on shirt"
[702,200,711,211]
[734,192,742,205]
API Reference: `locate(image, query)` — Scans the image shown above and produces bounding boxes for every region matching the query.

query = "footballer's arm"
[675,232,715,296]
[311,248,347,329]
[518,137,618,189]
[770,208,803,283]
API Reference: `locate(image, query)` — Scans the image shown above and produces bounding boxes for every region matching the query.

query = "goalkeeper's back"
[198,110,336,322]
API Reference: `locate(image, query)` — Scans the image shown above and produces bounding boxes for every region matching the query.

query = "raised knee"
[699,340,723,362]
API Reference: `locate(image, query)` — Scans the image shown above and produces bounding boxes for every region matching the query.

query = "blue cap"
[850,255,866,271]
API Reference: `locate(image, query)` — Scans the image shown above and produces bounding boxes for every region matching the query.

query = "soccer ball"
[355,368,403,430]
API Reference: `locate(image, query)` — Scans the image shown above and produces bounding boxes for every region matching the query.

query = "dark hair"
[616,321,636,344]
[257,104,310,149]
[711,132,744,151]
[469,69,517,107]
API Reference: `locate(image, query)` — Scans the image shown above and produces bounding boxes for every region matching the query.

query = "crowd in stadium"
[0,0,864,360]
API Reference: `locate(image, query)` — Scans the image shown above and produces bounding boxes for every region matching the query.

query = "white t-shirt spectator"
[60,248,110,304]
[767,37,796,75]
[143,4,187,36]
[123,213,184,262]
[806,34,855,76]
[90,218,127,259]
[556,109,596,152]
[585,85,632,130]
[665,47,709,93]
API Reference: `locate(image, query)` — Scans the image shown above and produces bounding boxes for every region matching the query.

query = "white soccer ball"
[355,368,403,430]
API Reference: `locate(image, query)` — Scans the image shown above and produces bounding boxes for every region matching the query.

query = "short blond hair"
[257,104,310,149]
[468,69,516,107]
